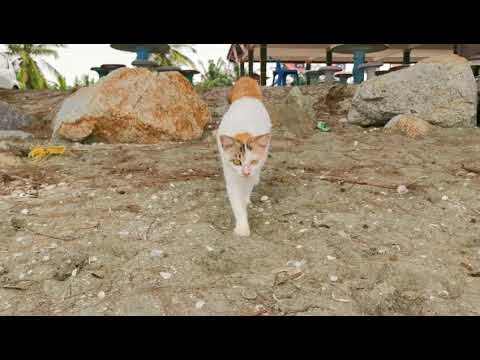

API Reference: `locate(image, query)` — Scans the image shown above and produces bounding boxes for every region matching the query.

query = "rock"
[0,151,23,167]
[0,130,33,141]
[385,114,432,138]
[348,54,478,127]
[52,68,211,143]
[0,100,34,130]
[267,87,317,137]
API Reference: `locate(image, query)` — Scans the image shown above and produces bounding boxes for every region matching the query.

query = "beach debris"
[28,146,65,161]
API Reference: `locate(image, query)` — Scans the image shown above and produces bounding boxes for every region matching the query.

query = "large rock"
[52,68,211,143]
[0,130,33,141]
[266,87,316,137]
[0,100,34,130]
[348,54,478,128]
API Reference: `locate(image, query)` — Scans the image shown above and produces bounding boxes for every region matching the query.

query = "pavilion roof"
[227,44,456,64]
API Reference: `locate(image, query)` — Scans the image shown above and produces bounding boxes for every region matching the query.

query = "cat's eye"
[250,160,259,165]
[232,159,241,166]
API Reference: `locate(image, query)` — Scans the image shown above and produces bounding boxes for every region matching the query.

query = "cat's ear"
[252,133,271,149]
[220,135,235,150]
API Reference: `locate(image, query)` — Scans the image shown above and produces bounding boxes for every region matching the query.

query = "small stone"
[97,291,106,299]
[438,290,449,299]
[327,255,336,261]
[287,260,305,268]
[195,300,206,309]
[264,221,270,225]
[71,268,78,277]
[42,256,50,262]
[20,208,30,215]
[150,249,164,257]
[160,272,172,280]
[151,195,158,200]
[260,195,269,202]
[397,185,409,194]
[329,275,338,282]
[299,228,309,233]
[441,195,449,201]
[88,256,98,263]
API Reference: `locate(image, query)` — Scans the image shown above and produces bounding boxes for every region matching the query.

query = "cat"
[217,77,272,237]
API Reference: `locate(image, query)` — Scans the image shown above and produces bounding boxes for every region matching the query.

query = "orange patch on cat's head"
[228,77,263,104]
[233,132,254,144]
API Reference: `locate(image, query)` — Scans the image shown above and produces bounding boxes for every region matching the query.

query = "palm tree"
[6,44,66,90]
[153,44,197,68]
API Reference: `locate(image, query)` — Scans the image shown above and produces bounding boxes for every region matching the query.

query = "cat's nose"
[242,168,251,176]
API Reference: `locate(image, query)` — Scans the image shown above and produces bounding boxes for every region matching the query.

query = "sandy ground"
[2,123,480,316]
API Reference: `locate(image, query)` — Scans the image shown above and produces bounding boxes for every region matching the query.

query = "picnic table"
[331,44,388,84]
[90,64,125,78]
[111,44,170,70]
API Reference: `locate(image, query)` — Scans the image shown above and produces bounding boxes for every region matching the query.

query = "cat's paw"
[234,225,251,237]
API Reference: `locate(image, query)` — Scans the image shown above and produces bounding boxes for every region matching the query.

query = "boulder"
[384,114,432,138]
[348,54,478,128]
[0,130,33,141]
[52,68,211,143]
[0,100,34,130]
[266,87,316,137]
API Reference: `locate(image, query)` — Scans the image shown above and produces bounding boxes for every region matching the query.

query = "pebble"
[327,255,336,261]
[264,221,270,225]
[287,260,306,268]
[71,268,78,277]
[397,185,409,194]
[438,290,449,298]
[88,256,98,263]
[329,275,338,282]
[299,228,309,233]
[195,300,206,309]
[20,209,30,215]
[441,195,449,201]
[151,195,158,200]
[260,195,269,202]
[42,256,50,262]
[97,291,106,299]
[160,272,172,280]
[150,249,164,257]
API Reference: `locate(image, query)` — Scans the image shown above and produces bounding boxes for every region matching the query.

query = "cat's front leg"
[226,180,250,237]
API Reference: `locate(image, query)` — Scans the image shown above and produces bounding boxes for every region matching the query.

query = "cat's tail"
[228,77,263,104]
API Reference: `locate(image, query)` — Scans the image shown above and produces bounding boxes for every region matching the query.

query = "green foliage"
[195,58,235,93]
[154,44,197,68]
[73,74,96,88]
[6,44,66,90]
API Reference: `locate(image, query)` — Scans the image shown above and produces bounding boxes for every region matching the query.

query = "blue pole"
[136,46,150,61]
[353,50,365,84]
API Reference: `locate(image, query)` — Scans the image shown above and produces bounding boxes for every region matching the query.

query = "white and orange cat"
[217,77,272,237]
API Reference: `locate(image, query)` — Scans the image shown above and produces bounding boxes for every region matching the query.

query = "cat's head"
[220,132,271,177]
